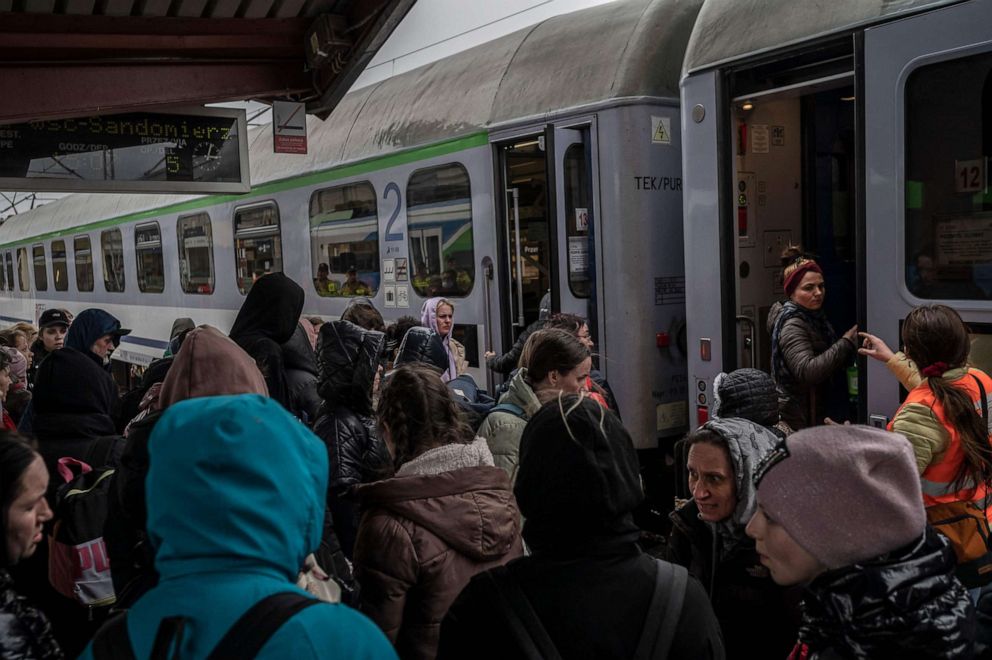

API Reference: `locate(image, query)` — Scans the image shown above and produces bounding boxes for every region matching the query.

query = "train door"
[492,124,598,375]
[683,41,861,424]
[863,1,992,425]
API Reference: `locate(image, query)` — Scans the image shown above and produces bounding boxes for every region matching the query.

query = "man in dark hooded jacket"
[228,273,304,412]
[64,309,130,369]
[439,396,725,659]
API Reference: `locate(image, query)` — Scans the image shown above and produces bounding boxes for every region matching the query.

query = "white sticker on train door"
[396,286,410,308]
[651,116,671,144]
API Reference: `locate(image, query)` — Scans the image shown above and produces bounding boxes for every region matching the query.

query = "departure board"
[0,108,250,193]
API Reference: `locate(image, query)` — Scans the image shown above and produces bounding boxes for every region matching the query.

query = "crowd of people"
[0,265,991,658]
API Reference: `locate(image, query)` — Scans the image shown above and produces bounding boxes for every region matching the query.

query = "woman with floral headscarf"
[420,298,467,382]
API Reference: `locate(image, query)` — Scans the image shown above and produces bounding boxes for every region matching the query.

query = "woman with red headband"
[767,253,858,429]
[861,305,992,595]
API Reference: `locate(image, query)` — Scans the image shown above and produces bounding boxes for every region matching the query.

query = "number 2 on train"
[384,182,404,241]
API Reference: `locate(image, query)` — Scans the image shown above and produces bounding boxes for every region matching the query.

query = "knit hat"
[711,368,780,427]
[753,425,925,569]
[514,394,643,536]
[783,257,823,297]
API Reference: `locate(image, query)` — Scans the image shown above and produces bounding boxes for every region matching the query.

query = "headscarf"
[1,347,27,392]
[420,297,457,382]
[782,257,823,297]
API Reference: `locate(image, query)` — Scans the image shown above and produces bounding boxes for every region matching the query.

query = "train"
[0,0,988,466]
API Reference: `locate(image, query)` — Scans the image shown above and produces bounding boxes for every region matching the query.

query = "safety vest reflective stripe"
[893,368,992,516]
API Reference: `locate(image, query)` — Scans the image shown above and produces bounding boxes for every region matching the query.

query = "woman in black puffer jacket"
[313,320,390,560]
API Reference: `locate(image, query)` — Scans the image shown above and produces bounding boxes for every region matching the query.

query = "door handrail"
[507,187,525,327]
[735,314,757,368]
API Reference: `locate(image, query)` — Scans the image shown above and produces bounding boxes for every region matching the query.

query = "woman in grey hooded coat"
[665,417,799,659]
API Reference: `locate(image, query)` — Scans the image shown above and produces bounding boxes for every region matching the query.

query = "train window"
[309,182,378,297]
[905,51,992,300]
[5,253,14,291]
[234,202,282,295]
[51,240,68,291]
[101,228,125,293]
[564,144,591,298]
[32,244,47,292]
[135,222,164,293]
[177,213,214,294]
[407,163,474,297]
[16,248,28,292]
[74,236,94,292]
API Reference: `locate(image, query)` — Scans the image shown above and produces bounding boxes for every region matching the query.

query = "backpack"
[483,559,687,660]
[91,591,320,660]
[49,435,124,608]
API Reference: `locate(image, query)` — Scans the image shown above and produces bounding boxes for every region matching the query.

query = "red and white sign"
[273,101,307,155]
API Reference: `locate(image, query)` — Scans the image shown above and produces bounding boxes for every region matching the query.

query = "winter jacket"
[439,538,725,660]
[81,394,396,660]
[0,569,63,659]
[313,320,390,560]
[666,501,797,658]
[282,323,321,425]
[477,368,542,484]
[393,327,449,372]
[487,319,544,375]
[27,337,49,386]
[665,417,795,657]
[229,272,305,411]
[354,440,523,660]
[104,326,270,608]
[64,309,127,369]
[793,527,974,659]
[767,301,855,429]
[117,356,172,434]
[30,347,119,500]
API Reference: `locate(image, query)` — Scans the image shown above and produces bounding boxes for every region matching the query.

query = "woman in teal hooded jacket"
[81,394,395,659]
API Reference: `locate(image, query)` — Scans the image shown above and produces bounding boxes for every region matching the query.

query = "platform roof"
[0,0,415,123]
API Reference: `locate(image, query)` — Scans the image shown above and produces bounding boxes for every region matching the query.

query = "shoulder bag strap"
[634,560,688,660]
[91,612,138,660]
[149,617,188,660]
[484,570,562,660]
[207,591,321,660]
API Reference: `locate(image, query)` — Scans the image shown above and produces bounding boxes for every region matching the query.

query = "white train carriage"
[0,0,700,454]
[681,0,992,429]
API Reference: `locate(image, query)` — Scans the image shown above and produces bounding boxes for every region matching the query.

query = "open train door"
[546,123,601,348]
[863,0,992,427]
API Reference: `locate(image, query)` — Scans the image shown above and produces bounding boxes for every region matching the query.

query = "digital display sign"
[0,108,250,193]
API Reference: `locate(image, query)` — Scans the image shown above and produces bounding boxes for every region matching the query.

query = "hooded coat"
[81,395,396,660]
[64,308,127,368]
[665,417,798,659]
[477,367,542,484]
[0,569,63,660]
[392,326,448,372]
[104,326,269,607]
[229,273,305,411]
[312,320,390,560]
[31,346,119,496]
[354,440,522,660]
[282,322,322,425]
[794,527,974,659]
[440,397,725,660]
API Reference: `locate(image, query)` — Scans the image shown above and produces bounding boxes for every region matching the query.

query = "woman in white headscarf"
[420,297,467,382]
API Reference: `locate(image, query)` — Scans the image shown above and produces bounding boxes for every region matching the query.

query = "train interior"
[730,79,859,420]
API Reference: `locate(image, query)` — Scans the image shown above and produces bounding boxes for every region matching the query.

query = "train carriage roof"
[0,0,702,245]
[683,0,966,75]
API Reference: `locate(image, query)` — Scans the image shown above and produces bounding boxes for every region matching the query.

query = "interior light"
[741,101,754,111]
[841,96,856,102]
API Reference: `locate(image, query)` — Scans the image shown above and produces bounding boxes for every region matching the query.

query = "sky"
[0,0,617,218]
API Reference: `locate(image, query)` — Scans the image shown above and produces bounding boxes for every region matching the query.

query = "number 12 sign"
[956,158,986,194]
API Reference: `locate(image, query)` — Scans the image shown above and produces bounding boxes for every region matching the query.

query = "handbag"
[925,373,992,588]
[296,553,341,603]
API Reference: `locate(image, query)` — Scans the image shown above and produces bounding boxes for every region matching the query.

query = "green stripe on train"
[0,131,490,248]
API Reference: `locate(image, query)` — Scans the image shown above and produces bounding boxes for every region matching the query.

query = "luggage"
[48,435,124,608]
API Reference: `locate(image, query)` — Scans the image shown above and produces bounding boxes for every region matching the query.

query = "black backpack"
[91,591,320,659]
[483,559,687,660]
